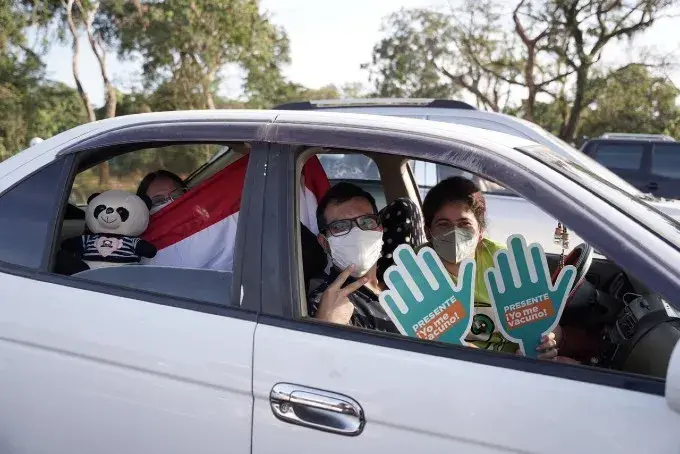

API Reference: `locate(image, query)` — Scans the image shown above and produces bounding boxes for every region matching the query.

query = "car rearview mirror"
[666,340,680,414]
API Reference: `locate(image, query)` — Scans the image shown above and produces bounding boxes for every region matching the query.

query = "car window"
[0,158,68,269]
[55,143,249,306]
[69,144,222,206]
[296,149,679,385]
[652,143,680,179]
[317,153,386,209]
[409,160,514,198]
[594,143,644,171]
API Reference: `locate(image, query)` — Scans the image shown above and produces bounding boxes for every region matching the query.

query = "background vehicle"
[274,99,680,254]
[3,110,680,453]
[580,133,680,198]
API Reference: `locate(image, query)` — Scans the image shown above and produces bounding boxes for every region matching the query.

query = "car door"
[251,123,680,453]
[0,122,268,454]
[588,141,652,193]
[650,142,680,199]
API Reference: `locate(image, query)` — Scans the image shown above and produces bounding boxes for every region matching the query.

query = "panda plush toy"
[61,190,157,271]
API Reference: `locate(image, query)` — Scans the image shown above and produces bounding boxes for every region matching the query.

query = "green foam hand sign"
[484,234,577,358]
[378,244,476,345]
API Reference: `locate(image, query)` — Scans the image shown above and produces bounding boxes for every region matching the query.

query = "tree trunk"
[62,0,95,123]
[560,67,589,142]
[76,0,115,186]
[203,70,216,109]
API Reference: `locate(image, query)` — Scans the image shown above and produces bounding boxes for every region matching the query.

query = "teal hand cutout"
[484,234,577,358]
[378,244,476,345]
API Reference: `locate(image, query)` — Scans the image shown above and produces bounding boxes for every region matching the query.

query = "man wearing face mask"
[308,183,399,333]
[421,176,562,358]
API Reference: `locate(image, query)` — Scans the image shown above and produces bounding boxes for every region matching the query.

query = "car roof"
[274,98,477,111]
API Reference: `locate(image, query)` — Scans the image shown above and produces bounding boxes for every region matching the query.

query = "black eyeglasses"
[322,214,381,237]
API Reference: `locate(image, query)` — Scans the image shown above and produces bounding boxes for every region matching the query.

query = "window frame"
[257,124,680,396]
[0,121,269,318]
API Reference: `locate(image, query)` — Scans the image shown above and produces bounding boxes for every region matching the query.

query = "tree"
[106,0,291,111]
[365,1,676,141]
[363,8,460,101]
[536,0,676,140]
[579,64,680,138]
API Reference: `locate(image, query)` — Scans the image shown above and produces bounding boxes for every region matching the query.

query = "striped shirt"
[82,234,144,264]
[307,268,399,333]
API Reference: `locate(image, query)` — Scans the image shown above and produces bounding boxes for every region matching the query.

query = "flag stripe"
[141,154,329,271]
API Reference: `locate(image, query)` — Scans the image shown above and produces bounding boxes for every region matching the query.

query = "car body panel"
[252,323,679,454]
[0,272,255,454]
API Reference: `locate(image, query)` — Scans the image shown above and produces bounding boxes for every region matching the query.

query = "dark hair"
[136,170,187,198]
[422,176,487,230]
[316,182,378,232]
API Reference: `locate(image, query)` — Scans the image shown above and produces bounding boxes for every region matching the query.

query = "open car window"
[296,149,680,384]
[69,144,223,207]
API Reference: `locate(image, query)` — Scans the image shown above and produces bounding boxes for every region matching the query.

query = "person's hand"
[485,234,576,358]
[379,244,475,345]
[536,332,558,359]
[315,265,367,325]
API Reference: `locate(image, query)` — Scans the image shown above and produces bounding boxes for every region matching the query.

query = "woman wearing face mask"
[422,176,561,359]
[136,170,188,215]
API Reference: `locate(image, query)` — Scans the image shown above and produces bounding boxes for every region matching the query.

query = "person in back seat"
[137,170,188,215]
[137,155,330,273]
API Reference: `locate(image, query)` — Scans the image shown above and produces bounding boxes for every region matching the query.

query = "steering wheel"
[551,242,594,300]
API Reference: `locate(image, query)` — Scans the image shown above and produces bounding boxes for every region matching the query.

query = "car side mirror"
[666,340,680,414]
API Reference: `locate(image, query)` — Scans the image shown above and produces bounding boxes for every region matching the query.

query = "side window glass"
[56,143,249,307]
[317,153,385,209]
[0,159,67,269]
[594,144,644,171]
[652,144,680,179]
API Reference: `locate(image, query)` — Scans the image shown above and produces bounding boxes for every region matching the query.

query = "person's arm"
[135,239,157,259]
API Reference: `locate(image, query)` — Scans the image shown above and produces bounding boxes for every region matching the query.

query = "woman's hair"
[136,170,187,197]
[422,176,487,230]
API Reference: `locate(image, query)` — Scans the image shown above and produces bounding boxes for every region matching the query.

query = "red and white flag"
[141,155,330,271]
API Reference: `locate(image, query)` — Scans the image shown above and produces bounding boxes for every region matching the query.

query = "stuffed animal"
[61,190,157,270]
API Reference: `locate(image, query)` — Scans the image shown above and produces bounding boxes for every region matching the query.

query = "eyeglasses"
[150,187,188,207]
[322,214,380,237]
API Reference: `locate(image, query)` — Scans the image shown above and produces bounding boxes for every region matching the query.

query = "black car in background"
[580,133,680,199]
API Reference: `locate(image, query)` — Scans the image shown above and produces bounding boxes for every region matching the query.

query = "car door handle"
[270,383,365,436]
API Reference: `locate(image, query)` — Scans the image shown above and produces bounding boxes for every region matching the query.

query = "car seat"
[300,222,328,293]
[377,198,426,286]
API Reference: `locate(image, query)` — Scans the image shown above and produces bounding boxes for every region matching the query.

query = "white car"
[1,110,680,453]
[275,99,680,255]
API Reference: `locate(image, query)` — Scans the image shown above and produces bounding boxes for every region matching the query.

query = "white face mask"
[327,228,383,278]
[431,227,478,264]
[149,199,173,215]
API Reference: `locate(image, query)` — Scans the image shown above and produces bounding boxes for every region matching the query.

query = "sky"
[38,0,680,107]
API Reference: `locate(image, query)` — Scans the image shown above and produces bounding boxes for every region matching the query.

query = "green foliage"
[104,0,291,110]
[579,65,680,139]
[0,54,86,158]
[363,8,458,99]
